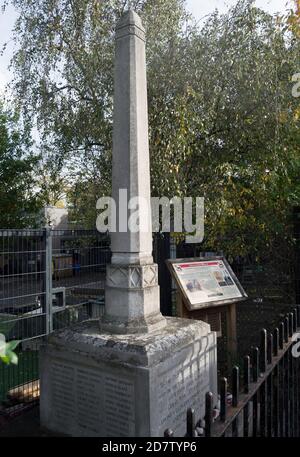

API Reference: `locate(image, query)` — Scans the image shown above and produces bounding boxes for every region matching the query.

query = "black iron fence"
[165,306,300,437]
[294,207,300,305]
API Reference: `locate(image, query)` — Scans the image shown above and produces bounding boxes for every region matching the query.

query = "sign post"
[167,256,248,363]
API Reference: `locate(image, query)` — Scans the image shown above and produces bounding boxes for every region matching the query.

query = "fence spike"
[205,392,214,437]
[260,329,267,373]
[273,328,279,357]
[244,356,250,394]
[232,366,239,407]
[284,316,289,343]
[279,322,284,350]
[293,308,297,331]
[252,347,259,382]
[289,313,294,338]
[186,408,196,437]
[220,377,228,422]
[267,333,273,365]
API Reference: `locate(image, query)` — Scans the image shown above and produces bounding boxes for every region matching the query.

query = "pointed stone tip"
[117,9,144,30]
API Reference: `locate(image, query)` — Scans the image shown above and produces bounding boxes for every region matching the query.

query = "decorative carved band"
[116,25,146,42]
[107,264,158,289]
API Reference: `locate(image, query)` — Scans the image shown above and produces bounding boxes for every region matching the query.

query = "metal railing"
[165,306,300,437]
[0,229,109,419]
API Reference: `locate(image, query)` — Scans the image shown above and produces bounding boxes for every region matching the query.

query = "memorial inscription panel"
[156,343,211,435]
[50,360,135,436]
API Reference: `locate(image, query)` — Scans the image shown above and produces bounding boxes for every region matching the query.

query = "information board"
[167,257,247,310]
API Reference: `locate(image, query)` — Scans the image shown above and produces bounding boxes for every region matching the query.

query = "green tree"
[176,1,300,258]
[0,102,41,228]
[37,143,68,207]
[3,0,191,226]
[2,0,300,263]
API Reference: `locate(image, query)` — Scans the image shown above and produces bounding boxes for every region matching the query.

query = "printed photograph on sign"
[168,257,247,309]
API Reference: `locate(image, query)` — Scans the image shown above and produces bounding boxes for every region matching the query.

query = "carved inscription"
[50,361,135,436]
[157,352,210,434]
[51,362,76,427]
[77,368,102,434]
[104,376,135,436]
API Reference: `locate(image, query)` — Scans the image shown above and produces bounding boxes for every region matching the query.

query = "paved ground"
[0,406,63,437]
[0,407,44,437]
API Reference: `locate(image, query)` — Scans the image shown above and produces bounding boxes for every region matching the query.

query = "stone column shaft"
[111,11,152,266]
[101,11,166,334]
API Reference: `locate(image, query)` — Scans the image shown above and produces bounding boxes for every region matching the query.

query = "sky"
[187,0,291,24]
[0,0,293,93]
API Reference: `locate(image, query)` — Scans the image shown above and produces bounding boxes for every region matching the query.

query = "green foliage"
[0,102,41,228]
[0,333,20,365]
[2,0,300,258]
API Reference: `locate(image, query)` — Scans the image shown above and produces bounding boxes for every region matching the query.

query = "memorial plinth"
[40,10,218,437]
[40,318,217,437]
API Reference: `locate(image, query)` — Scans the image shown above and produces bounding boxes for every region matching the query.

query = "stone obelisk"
[101,11,166,334]
[39,11,217,438]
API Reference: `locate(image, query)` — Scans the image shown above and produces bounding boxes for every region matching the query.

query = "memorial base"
[40,317,217,437]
